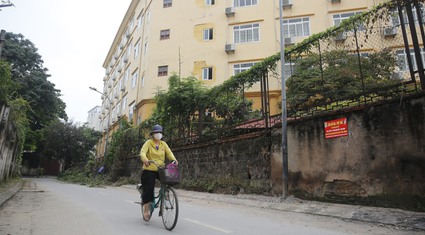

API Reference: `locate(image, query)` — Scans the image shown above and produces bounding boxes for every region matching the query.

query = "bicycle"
[136,160,179,231]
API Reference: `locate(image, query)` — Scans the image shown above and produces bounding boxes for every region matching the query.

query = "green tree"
[2,32,67,151]
[143,74,254,143]
[152,74,210,139]
[0,60,15,104]
[40,120,101,171]
[106,120,140,180]
[287,49,398,110]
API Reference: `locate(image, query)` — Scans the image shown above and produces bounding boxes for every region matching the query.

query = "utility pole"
[279,0,289,199]
[0,2,15,58]
[0,1,14,9]
[89,87,112,160]
[0,30,5,58]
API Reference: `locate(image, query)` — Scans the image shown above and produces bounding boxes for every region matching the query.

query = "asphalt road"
[0,178,421,235]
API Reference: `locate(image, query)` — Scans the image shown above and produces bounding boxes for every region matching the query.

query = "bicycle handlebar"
[147,160,177,168]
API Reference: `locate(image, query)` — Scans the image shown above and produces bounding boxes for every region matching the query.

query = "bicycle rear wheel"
[160,186,179,231]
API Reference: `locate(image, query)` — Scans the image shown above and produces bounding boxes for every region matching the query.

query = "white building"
[87,106,102,131]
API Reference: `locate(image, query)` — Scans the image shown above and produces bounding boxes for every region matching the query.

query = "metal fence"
[170,0,425,146]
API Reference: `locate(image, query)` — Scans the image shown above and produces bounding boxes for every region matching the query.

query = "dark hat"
[151,124,163,134]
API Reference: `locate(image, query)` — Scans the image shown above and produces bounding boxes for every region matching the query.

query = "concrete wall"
[0,105,19,182]
[278,93,425,199]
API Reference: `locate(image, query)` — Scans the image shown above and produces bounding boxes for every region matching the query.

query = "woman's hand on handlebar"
[143,160,150,167]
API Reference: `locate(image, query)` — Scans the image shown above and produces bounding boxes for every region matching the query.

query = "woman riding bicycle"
[139,124,179,221]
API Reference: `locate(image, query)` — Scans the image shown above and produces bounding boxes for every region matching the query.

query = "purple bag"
[159,163,180,185]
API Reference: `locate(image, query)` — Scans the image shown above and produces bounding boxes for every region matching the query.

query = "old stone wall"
[124,93,425,206]
[173,93,424,199]
[0,104,19,182]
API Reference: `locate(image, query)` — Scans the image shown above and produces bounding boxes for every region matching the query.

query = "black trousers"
[140,170,159,205]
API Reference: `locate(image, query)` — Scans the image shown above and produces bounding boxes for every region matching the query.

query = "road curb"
[0,180,23,207]
[173,188,425,232]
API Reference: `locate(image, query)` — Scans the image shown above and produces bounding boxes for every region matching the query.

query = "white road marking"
[184,218,233,234]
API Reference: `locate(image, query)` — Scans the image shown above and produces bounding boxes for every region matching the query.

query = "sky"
[0,0,131,124]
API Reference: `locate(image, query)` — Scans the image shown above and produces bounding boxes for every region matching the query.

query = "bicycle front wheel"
[160,186,179,231]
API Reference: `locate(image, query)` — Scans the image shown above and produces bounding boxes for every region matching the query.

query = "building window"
[203,28,214,41]
[141,76,145,87]
[333,12,362,26]
[205,0,215,5]
[129,18,135,32]
[134,40,141,58]
[124,68,130,81]
[122,96,127,113]
[132,71,138,88]
[160,29,170,40]
[137,14,143,29]
[396,48,425,71]
[116,102,121,117]
[129,103,135,121]
[283,17,310,38]
[202,67,213,80]
[391,3,424,26]
[144,41,148,55]
[163,0,172,8]
[158,66,168,76]
[234,62,258,75]
[127,43,132,59]
[233,23,260,43]
[234,0,257,7]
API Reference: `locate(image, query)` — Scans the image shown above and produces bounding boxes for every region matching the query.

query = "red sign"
[324,118,348,139]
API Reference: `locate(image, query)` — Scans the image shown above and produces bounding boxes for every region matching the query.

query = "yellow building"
[96,0,389,159]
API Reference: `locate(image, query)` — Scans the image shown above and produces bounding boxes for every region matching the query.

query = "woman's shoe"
[143,203,151,221]
[143,213,150,221]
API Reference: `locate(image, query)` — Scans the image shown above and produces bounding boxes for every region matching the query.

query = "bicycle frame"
[137,160,179,230]
[151,183,167,215]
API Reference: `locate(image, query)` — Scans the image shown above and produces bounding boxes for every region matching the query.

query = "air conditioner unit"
[107,83,112,88]
[282,0,293,9]
[120,86,126,92]
[284,37,295,46]
[123,57,128,63]
[331,0,341,3]
[225,43,235,53]
[117,66,122,73]
[383,27,397,38]
[334,32,347,42]
[225,7,235,16]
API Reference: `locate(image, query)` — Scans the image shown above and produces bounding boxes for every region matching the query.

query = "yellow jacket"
[139,139,176,171]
